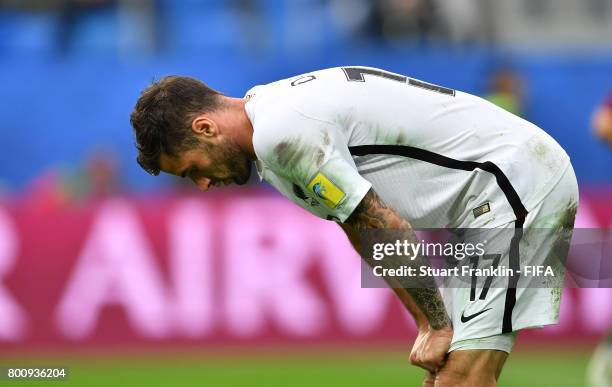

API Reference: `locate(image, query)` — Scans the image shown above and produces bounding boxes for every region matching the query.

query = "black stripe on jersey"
[503,217,524,334]
[348,145,528,221]
[348,144,528,334]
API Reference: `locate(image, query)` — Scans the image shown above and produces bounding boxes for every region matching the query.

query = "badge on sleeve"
[307,173,345,209]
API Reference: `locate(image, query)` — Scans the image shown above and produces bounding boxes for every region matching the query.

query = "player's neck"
[222,97,256,161]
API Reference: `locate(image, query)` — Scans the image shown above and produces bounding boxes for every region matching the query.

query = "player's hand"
[409,325,453,372]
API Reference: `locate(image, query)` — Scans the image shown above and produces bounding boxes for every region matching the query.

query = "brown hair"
[130,76,222,175]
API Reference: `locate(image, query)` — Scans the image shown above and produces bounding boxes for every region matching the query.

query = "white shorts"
[442,164,579,353]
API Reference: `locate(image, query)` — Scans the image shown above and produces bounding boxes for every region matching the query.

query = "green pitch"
[2,348,590,387]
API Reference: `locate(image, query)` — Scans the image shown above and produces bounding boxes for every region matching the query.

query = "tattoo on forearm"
[346,189,451,330]
[405,288,450,330]
[346,189,407,231]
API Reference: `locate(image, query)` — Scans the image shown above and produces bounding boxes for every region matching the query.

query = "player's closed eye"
[181,167,193,179]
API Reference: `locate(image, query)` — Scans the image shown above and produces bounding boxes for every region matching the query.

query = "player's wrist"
[430,325,453,336]
[416,319,429,332]
[419,323,452,334]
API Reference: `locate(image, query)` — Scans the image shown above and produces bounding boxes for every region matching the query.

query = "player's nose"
[192,176,212,192]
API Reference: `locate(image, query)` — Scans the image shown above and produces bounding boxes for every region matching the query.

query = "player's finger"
[410,352,437,373]
[422,352,447,372]
[409,352,425,370]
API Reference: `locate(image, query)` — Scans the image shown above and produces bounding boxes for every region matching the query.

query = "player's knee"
[434,364,472,387]
[435,370,497,387]
[434,351,502,387]
[434,370,467,387]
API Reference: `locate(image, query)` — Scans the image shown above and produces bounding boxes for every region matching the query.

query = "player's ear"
[192,115,217,138]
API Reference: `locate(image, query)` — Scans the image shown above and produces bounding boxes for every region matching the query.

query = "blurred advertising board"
[0,189,610,348]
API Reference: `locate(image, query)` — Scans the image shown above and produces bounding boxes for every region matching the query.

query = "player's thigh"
[442,225,518,343]
[434,349,508,387]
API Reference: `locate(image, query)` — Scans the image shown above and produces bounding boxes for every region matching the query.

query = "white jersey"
[244,66,571,228]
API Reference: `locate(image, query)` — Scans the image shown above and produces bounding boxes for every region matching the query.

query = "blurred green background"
[1,348,592,387]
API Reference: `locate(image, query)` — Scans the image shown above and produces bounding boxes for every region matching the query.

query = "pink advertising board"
[0,189,610,349]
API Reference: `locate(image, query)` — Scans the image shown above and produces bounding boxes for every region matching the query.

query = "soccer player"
[130,67,578,386]
[591,91,612,145]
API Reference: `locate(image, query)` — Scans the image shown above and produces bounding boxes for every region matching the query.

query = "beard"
[215,138,252,185]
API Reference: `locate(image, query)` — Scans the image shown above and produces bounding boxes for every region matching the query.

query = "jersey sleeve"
[253,101,371,223]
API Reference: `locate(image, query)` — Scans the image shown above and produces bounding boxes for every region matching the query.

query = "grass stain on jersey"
[560,202,578,230]
[273,129,334,168]
[551,287,562,320]
[525,136,565,175]
[395,131,407,145]
[274,140,324,169]
[272,133,330,183]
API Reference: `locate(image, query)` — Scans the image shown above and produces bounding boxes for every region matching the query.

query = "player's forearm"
[338,222,429,330]
[345,190,451,330]
[391,287,429,330]
[361,237,449,330]
[338,222,362,252]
